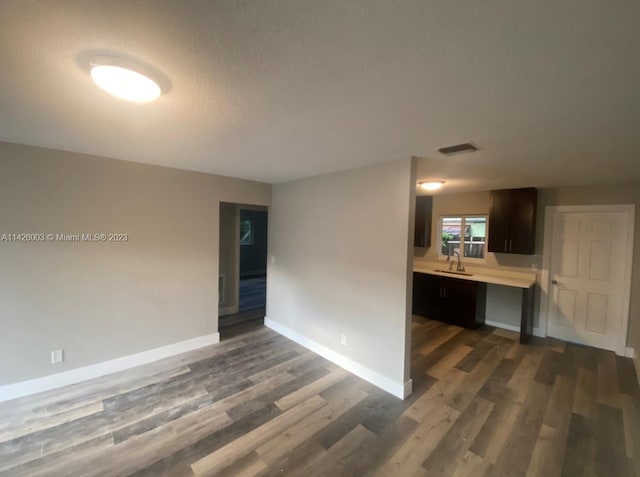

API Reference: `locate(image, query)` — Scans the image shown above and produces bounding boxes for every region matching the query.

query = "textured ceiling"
[1,0,640,188]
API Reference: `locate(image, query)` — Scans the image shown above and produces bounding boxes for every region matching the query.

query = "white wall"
[0,142,270,386]
[266,158,415,398]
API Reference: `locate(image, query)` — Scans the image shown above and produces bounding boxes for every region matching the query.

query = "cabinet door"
[414,195,433,247]
[488,188,537,255]
[507,188,537,254]
[487,190,510,253]
[442,277,479,328]
[412,273,441,319]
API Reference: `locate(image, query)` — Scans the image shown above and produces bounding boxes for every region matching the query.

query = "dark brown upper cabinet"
[487,188,537,254]
[414,195,433,247]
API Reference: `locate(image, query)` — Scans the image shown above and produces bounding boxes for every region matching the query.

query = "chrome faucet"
[447,248,465,272]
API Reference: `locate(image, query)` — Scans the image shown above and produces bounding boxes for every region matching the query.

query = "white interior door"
[546,208,634,353]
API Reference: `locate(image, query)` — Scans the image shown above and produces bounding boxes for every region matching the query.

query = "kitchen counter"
[412,265,536,289]
[413,264,537,344]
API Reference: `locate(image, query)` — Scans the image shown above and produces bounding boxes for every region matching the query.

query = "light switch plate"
[51,349,64,364]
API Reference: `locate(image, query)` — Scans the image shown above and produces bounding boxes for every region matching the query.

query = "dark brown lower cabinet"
[412,272,486,329]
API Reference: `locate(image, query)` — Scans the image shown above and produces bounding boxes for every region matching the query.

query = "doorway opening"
[218,203,268,337]
[239,208,268,312]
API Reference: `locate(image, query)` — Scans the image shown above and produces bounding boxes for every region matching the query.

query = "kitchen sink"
[434,269,474,277]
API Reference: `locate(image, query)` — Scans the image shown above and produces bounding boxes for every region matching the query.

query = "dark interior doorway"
[239,208,267,312]
[218,204,268,336]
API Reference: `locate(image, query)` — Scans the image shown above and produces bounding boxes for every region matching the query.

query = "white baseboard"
[265,317,411,400]
[402,379,413,398]
[532,327,545,338]
[485,320,545,338]
[485,320,520,333]
[0,332,220,403]
[624,347,635,359]
[219,305,239,316]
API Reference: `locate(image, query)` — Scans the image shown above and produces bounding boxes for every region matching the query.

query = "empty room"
[1,1,639,476]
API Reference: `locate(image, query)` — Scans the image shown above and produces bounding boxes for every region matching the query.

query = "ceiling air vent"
[437,142,478,156]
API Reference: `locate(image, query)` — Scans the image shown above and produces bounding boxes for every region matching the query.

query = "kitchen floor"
[0,317,637,476]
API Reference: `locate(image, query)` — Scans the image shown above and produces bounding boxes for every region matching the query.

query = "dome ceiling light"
[418,181,445,191]
[88,56,162,103]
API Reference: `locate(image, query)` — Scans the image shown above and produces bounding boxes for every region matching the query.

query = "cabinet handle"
[504,239,507,252]
[509,239,512,252]
[443,287,446,298]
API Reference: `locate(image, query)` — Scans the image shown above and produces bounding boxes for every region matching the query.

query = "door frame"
[539,204,635,356]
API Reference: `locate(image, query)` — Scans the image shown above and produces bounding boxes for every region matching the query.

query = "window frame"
[437,214,488,263]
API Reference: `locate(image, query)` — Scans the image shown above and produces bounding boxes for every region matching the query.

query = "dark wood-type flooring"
[1,313,639,476]
[238,277,266,312]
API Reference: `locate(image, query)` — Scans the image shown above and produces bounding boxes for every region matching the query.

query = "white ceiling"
[1,1,640,188]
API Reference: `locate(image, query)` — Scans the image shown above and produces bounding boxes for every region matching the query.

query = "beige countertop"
[413,264,536,289]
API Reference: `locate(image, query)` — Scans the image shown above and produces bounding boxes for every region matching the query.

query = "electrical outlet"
[270,255,276,264]
[340,333,347,346]
[51,349,64,364]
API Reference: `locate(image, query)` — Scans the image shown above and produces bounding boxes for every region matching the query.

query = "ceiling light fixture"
[418,181,445,191]
[89,58,162,103]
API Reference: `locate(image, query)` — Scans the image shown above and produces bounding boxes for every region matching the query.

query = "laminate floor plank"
[595,402,634,477]
[525,375,576,477]
[303,424,376,477]
[573,367,597,418]
[446,345,506,412]
[191,395,328,476]
[451,450,487,477]
[315,391,384,450]
[255,437,327,477]
[1,316,636,476]
[561,412,597,477]
[342,413,418,477]
[374,404,460,477]
[226,365,330,422]
[256,387,368,466]
[488,381,552,477]
[274,368,348,411]
[617,355,640,397]
[0,400,104,442]
[418,325,464,356]
[620,394,640,474]
[469,398,521,464]
[427,344,474,379]
[506,351,544,403]
[421,396,494,476]
[597,351,622,408]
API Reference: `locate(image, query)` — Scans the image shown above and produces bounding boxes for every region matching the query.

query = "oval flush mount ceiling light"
[89,57,162,103]
[418,181,445,191]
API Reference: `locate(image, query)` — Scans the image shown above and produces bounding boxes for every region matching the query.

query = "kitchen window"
[439,216,487,260]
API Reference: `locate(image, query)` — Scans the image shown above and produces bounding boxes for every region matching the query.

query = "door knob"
[551,279,559,285]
